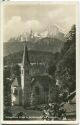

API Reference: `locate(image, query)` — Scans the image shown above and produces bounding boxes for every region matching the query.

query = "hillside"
[4,50,55,66]
[3,37,64,57]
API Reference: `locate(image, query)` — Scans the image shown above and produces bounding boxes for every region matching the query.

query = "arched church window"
[13,88,18,96]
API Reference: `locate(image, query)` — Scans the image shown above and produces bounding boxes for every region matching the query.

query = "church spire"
[22,41,30,66]
[21,41,30,105]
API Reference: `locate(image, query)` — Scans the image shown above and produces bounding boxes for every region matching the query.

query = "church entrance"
[30,82,44,106]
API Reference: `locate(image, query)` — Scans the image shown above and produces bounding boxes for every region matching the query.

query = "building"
[11,41,56,107]
[63,91,76,120]
[11,78,22,106]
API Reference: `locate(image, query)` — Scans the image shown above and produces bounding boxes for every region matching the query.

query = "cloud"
[48,8,63,19]
[3,4,76,42]
[4,5,76,42]
[4,16,25,41]
[25,20,44,33]
[47,8,76,33]
[4,16,43,41]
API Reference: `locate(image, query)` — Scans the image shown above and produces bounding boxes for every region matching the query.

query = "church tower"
[21,41,31,106]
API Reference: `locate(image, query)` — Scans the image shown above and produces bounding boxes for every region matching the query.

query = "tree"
[61,24,76,55]
[3,66,13,119]
[4,66,11,106]
[55,25,76,93]
[66,24,76,42]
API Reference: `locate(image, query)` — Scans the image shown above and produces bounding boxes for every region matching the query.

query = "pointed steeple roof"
[22,41,30,66]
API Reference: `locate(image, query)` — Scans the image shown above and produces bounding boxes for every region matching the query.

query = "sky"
[3,2,77,42]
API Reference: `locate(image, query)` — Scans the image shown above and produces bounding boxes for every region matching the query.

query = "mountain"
[4,24,66,56]
[4,37,64,57]
[41,24,65,41]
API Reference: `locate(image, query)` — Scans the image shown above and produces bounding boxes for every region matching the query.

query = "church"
[11,41,56,107]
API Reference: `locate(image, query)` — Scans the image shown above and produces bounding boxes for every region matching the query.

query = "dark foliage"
[3,67,11,106]
[55,25,76,93]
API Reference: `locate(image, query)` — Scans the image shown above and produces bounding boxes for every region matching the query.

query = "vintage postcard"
[2,124,78,125]
[0,0,79,124]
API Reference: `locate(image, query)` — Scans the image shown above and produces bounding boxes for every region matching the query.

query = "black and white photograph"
[2,1,77,121]
[2,124,78,125]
